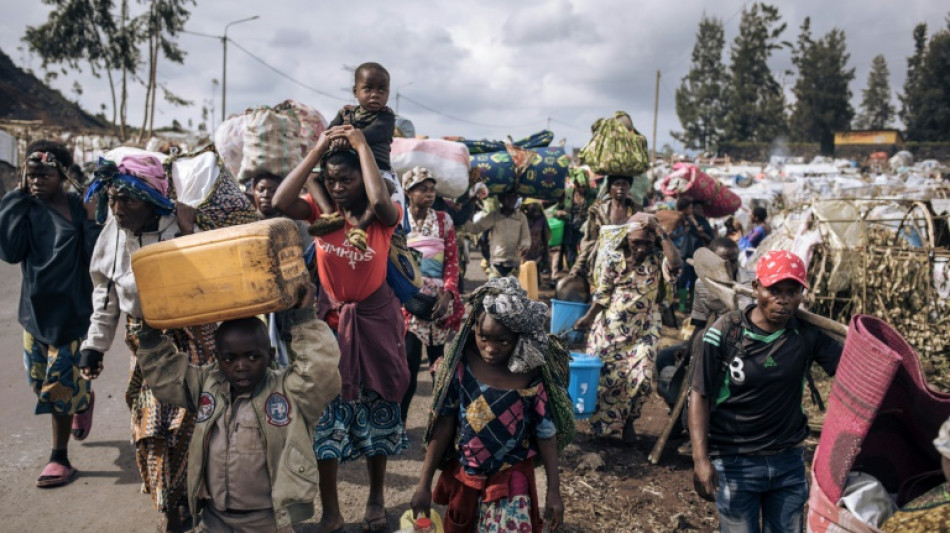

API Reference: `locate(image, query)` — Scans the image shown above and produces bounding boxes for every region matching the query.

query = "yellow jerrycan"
[131,218,309,329]
[398,508,443,532]
[518,260,539,300]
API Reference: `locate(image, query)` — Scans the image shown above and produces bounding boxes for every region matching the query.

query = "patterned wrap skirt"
[125,317,217,512]
[313,388,408,462]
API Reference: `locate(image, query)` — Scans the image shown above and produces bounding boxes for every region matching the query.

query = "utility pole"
[651,70,660,167]
[547,116,551,130]
[221,35,226,122]
[221,16,259,122]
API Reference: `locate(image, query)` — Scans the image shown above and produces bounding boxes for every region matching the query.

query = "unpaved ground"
[0,258,740,533]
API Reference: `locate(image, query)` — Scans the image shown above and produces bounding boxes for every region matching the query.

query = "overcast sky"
[1,1,947,153]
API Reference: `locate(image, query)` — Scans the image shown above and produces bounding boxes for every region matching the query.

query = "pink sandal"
[36,462,77,488]
[72,391,95,441]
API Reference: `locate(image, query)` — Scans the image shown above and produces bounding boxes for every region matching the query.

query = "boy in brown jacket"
[135,294,340,532]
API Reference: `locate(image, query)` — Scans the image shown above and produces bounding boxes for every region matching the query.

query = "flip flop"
[361,516,387,533]
[36,461,77,488]
[72,390,95,441]
[361,507,387,533]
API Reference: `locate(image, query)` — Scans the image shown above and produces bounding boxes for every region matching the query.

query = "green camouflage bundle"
[578,111,649,176]
[539,333,576,451]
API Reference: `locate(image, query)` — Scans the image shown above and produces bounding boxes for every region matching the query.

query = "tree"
[673,15,729,154]
[114,0,140,140]
[660,143,675,160]
[788,18,855,154]
[137,0,193,144]
[23,0,142,140]
[854,55,894,130]
[24,0,119,134]
[901,18,950,142]
[721,3,790,148]
[900,24,928,140]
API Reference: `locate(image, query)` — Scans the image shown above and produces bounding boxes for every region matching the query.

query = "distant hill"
[0,47,109,131]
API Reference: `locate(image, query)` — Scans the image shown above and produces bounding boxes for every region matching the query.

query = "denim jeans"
[712,447,808,533]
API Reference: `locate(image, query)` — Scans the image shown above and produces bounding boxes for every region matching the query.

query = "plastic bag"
[164,145,259,231]
[217,100,327,185]
[239,104,303,183]
[390,138,470,199]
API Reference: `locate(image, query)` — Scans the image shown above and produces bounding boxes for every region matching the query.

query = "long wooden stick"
[648,376,689,465]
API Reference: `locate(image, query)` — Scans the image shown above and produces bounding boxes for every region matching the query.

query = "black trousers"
[401,331,446,423]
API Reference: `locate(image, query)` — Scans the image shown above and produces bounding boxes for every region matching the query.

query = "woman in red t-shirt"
[273,125,409,533]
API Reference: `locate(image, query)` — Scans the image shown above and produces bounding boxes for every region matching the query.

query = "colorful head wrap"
[84,155,174,224]
[25,151,82,191]
[468,276,549,374]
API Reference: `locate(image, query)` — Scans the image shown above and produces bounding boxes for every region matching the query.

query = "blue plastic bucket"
[550,299,589,345]
[569,352,602,419]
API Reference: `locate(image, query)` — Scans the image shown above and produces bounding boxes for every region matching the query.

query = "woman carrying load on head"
[565,174,642,285]
[572,213,681,444]
[399,167,463,423]
[78,154,213,533]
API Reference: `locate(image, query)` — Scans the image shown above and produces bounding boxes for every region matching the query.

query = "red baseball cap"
[755,250,809,289]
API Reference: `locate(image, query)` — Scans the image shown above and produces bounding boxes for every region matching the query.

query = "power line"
[549,117,588,133]
[226,38,349,103]
[397,93,546,129]
[181,29,218,40]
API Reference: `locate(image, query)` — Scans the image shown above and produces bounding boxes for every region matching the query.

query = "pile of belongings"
[465,130,569,201]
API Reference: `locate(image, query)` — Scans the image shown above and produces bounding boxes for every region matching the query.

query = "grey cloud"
[502,0,602,46]
[269,28,313,49]
[1,0,948,152]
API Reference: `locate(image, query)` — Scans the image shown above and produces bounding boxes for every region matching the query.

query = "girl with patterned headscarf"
[79,153,215,532]
[573,212,682,444]
[413,277,574,533]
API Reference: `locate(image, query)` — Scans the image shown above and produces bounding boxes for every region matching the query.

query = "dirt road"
[0,259,716,532]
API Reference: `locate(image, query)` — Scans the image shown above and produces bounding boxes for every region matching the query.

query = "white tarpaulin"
[0,130,16,166]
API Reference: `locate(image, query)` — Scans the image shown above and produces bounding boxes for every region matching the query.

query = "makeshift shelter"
[833,130,905,162]
[750,197,950,390]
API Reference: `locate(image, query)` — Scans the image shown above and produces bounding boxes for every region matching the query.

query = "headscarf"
[84,155,174,224]
[25,151,81,192]
[935,416,950,461]
[428,277,576,453]
[627,212,660,242]
[468,276,549,373]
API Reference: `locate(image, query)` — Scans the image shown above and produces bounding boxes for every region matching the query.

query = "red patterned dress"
[403,208,463,345]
